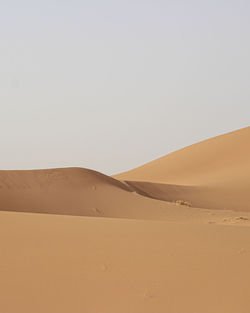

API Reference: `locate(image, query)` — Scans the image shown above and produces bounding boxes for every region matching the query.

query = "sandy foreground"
[0,127,250,313]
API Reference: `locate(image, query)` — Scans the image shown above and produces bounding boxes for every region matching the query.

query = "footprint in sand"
[238,248,250,255]
[143,290,155,299]
[235,216,248,221]
[221,216,249,225]
[91,207,102,215]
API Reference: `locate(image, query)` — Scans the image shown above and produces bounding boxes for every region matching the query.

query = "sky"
[0,0,249,175]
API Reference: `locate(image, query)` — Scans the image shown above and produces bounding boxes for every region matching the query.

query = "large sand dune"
[114,127,250,185]
[1,127,250,313]
[114,127,250,211]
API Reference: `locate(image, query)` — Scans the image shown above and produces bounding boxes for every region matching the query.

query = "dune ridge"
[114,126,250,185]
[114,127,250,211]
[0,127,249,216]
[0,167,179,219]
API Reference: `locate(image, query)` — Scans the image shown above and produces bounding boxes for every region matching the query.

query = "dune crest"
[0,167,178,219]
[114,127,250,185]
[0,127,250,214]
[114,127,250,211]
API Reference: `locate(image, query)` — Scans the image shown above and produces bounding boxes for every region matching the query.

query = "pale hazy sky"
[0,0,249,174]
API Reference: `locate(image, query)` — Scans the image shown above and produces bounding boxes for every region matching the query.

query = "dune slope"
[0,167,179,219]
[114,127,250,211]
[114,127,250,185]
[1,211,250,313]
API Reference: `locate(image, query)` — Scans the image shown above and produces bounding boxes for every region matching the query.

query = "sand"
[1,127,250,313]
[114,126,250,211]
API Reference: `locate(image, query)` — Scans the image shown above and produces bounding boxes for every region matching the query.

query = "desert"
[2,1,250,311]
[1,127,250,313]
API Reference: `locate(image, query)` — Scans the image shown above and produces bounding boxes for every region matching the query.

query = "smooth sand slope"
[114,127,250,211]
[0,167,178,219]
[1,211,250,313]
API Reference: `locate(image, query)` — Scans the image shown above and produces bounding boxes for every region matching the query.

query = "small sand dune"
[0,167,178,219]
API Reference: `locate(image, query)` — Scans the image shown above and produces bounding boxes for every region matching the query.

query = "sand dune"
[114,127,250,185]
[1,127,249,217]
[1,127,250,313]
[0,167,180,219]
[114,127,250,211]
